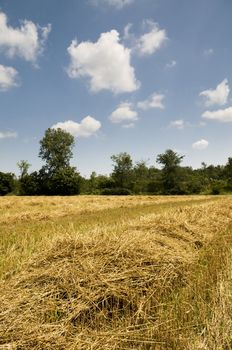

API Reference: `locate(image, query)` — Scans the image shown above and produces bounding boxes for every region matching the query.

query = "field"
[0,195,232,349]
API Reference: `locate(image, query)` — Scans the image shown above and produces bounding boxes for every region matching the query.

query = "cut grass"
[0,196,232,349]
[0,195,217,279]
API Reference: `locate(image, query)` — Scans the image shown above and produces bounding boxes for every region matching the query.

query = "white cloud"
[165,60,176,69]
[122,123,135,128]
[67,30,139,94]
[199,79,230,107]
[52,116,101,137]
[0,64,19,91]
[92,0,134,9]
[170,119,185,129]
[137,93,165,110]
[123,23,133,40]
[109,102,138,124]
[202,107,232,122]
[0,131,17,139]
[0,11,51,63]
[204,48,214,56]
[192,139,209,150]
[136,20,167,56]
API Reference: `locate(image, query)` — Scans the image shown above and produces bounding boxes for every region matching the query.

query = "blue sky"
[0,0,232,177]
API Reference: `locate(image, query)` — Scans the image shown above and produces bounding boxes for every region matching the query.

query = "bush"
[19,172,40,195]
[19,167,80,196]
[0,172,16,195]
[47,167,80,195]
[100,188,133,195]
[211,187,220,195]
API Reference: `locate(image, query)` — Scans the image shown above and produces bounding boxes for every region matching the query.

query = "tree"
[0,172,15,195]
[111,152,133,189]
[156,149,184,194]
[39,128,75,173]
[224,157,232,190]
[47,167,80,195]
[17,160,31,179]
[133,160,149,193]
[19,171,40,195]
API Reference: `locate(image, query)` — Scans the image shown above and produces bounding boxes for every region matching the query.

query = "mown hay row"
[0,198,232,349]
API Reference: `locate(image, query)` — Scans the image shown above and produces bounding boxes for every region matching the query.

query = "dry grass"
[0,195,232,349]
[0,195,211,225]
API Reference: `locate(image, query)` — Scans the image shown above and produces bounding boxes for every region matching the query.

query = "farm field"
[0,195,232,349]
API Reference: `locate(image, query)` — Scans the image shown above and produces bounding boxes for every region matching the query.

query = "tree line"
[1,128,232,196]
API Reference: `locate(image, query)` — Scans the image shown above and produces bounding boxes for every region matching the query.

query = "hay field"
[0,195,232,349]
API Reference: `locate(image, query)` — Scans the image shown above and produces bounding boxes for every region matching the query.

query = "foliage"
[17,160,31,179]
[3,137,232,195]
[111,152,133,189]
[100,188,132,195]
[39,128,75,174]
[45,167,80,195]
[19,171,40,195]
[157,149,185,194]
[0,172,15,195]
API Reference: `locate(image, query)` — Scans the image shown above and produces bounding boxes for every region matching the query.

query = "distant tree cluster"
[1,128,232,196]
[18,128,81,196]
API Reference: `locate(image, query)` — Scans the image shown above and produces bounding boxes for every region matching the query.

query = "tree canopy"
[39,128,75,174]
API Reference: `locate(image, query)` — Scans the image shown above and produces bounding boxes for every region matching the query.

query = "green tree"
[47,167,80,195]
[17,160,31,179]
[133,160,149,193]
[19,171,40,195]
[0,172,15,195]
[224,157,232,190]
[111,152,133,189]
[156,149,184,194]
[39,128,75,173]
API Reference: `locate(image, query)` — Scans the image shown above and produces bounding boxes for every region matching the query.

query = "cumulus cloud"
[170,119,185,129]
[52,116,101,137]
[202,107,232,122]
[192,139,209,150]
[122,123,135,128]
[0,11,51,63]
[136,20,167,56]
[0,131,17,139]
[199,79,230,107]
[137,93,165,110]
[109,102,138,124]
[0,64,19,91]
[92,0,134,9]
[67,30,139,94]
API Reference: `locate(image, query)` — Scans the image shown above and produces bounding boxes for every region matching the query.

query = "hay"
[0,197,232,349]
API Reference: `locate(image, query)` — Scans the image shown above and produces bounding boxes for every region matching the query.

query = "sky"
[0,0,232,177]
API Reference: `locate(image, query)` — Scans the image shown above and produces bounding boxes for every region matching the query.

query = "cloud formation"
[170,119,185,129]
[202,107,232,122]
[52,116,101,137]
[192,139,209,150]
[137,93,165,110]
[136,20,167,56]
[109,102,138,125]
[165,60,176,69]
[92,0,134,9]
[0,131,17,139]
[0,11,51,63]
[0,64,19,91]
[200,79,230,107]
[67,30,139,94]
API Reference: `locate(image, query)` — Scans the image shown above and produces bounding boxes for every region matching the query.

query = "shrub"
[100,188,133,195]
[0,172,15,195]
